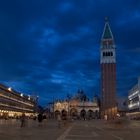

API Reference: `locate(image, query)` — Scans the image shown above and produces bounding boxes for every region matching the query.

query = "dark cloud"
[0,0,140,105]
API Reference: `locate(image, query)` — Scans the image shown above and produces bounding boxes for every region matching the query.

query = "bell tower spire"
[102,17,113,39]
[100,18,116,64]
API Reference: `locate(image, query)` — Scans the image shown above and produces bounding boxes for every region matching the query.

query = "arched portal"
[61,110,67,115]
[61,110,68,120]
[87,110,94,119]
[54,110,61,119]
[70,108,78,119]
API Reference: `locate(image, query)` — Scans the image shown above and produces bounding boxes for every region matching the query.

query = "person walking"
[57,113,61,128]
[20,113,26,127]
[38,113,43,126]
[62,111,67,126]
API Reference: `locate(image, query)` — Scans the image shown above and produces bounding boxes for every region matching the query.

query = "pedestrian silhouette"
[38,113,43,126]
[57,114,61,128]
[20,113,26,127]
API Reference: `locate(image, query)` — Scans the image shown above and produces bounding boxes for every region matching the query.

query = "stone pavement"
[57,120,140,140]
[0,119,68,140]
[0,119,140,140]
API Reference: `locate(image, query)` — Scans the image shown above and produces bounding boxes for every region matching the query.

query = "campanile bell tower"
[100,18,117,119]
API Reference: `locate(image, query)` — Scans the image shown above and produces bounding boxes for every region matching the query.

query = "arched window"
[108,52,110,56]
[111,52,113,56]
[105,52,108,56]
[103,52,105,56]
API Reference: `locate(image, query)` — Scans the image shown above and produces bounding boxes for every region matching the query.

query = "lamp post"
[34,96,39,114]
[68,99,70,120]
[20,93,24,115]
[67,94,71,120]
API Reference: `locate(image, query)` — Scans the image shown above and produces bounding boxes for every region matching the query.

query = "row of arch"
[55,108,99,119]
[103,52,113,57]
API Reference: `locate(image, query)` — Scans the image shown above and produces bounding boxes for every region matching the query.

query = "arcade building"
[0,83,36,118]
[127,77,140,119]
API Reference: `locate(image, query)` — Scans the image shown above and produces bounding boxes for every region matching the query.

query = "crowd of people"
[18,112,69,128]
[19,113,48,127]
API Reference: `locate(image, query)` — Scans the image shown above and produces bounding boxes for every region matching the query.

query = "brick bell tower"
[100,18,117,119]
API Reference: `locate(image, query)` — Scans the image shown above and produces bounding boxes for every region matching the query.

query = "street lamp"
[28,95,30,100]
[8,87,12,91]
[20,93,23,97]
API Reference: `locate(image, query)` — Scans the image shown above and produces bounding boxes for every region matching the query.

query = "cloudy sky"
[0,0,140,105]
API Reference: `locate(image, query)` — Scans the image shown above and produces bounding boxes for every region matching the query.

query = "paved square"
[0,119,140,140]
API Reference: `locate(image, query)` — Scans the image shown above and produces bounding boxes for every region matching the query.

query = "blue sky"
[0,0,140,105]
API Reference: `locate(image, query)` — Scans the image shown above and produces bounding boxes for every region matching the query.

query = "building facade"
[100,19,117,119]
[127,77,140,119]
[0,84,36,118]
[53,90,99,119]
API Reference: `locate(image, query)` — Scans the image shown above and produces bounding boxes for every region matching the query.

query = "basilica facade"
[53,90,99,119]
